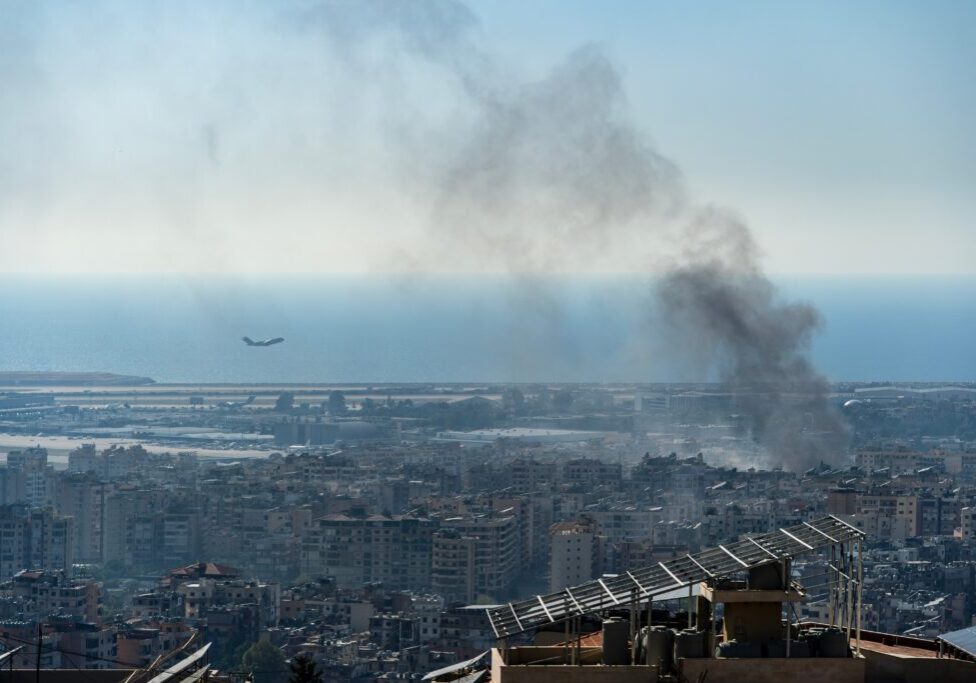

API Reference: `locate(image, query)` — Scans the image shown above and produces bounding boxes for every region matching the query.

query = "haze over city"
[3,1,974,275]
[0,2,975,683]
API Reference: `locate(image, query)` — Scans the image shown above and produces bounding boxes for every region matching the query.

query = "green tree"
[328,390,346,415]
[242,640,287,683]
[275,392,295,412]
[288,654,323,683]
[502,387,525,415]
[552,389,574,412]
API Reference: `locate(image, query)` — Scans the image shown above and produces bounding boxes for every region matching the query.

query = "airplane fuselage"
[242,336,284,347]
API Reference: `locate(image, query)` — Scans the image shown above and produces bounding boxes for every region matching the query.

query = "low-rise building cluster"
[0,383,973,679]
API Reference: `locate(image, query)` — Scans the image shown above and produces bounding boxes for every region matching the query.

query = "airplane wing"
[267,337,285,346]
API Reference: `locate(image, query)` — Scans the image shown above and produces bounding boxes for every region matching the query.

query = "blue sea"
[0,275,973,384]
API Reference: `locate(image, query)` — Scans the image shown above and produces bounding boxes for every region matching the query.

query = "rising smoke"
[315,0,849,469]
[656,208,849,470]
[3,0,850,468]
[424,44,685,380]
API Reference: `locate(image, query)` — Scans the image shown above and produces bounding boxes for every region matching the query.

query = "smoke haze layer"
[656,210,849,469]
[2,0,853,467]
[345,1,850,468]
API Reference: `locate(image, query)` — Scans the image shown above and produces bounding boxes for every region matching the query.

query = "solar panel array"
[487,515,863,639]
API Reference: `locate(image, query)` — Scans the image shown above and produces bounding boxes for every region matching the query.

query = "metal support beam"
[508,603,524,633]
[856,539,863,656]
[804,521,839,544]
[570,618,577,665]
[686,554,715,578]
[629,589,637,663]
[825,562,855,582]
[846,545,855,642]
[659,561,685,587]
[828,514,863,536]
[565,588,585,615]
[719,544,749,567]
[537,596,554,623]
[828,545,836,628]
[710,594,717,656]
[779,528,814,550]
[626,571,649,597]
[0,648,24,668]
[598,578,620,604]
[575,617,581,666]
[747,536,780,559]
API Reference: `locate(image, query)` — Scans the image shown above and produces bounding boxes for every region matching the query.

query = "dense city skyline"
[1,3,975,681]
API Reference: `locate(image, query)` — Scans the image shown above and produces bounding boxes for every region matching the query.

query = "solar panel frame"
[937,625,976,659]
[0,647,24,667]
[144,643,212,683]
[487,515,863,639]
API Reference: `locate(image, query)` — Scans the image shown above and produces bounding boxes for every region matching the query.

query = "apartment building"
[3,447,55,508]
[174,578,280,627]
[116,620,194,668]
[858,493,920,538]
[57,622,118,669]
[301,514,436,591]
[548,517,603,592]
[102,488,202,570]
[855,448,946,474]
[68,444,150,481]
[0,505,74,577]
[961,507,976,542]
[431,514,520,603]
[589,507,664,544]
[562,458,623,487]
[55,473,105,562]
[7,570,100,623]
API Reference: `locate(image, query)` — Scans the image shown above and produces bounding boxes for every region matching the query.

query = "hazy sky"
[2,0,973,275]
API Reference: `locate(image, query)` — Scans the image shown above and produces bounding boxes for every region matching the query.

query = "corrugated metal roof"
[937,625,976,658]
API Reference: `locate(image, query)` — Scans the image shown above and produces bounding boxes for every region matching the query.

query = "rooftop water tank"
[642,626,674,673]
[602,617,630,665]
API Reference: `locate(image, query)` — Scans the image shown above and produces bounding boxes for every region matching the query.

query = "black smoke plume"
[656,209,849,470]
[297,0,851,467]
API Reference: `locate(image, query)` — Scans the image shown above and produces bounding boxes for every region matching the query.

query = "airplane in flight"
[242,336,284,347]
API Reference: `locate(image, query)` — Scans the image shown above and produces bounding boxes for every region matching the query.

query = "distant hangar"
[434,427,605,446]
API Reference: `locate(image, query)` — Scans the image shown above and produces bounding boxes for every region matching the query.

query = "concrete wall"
[2,671,135,683]
[504,646,603,666]
[492,649,657,683]
[862,649,976,683]
[496,664,658,683]
[723,601,783,642]
[679,657,865,683]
